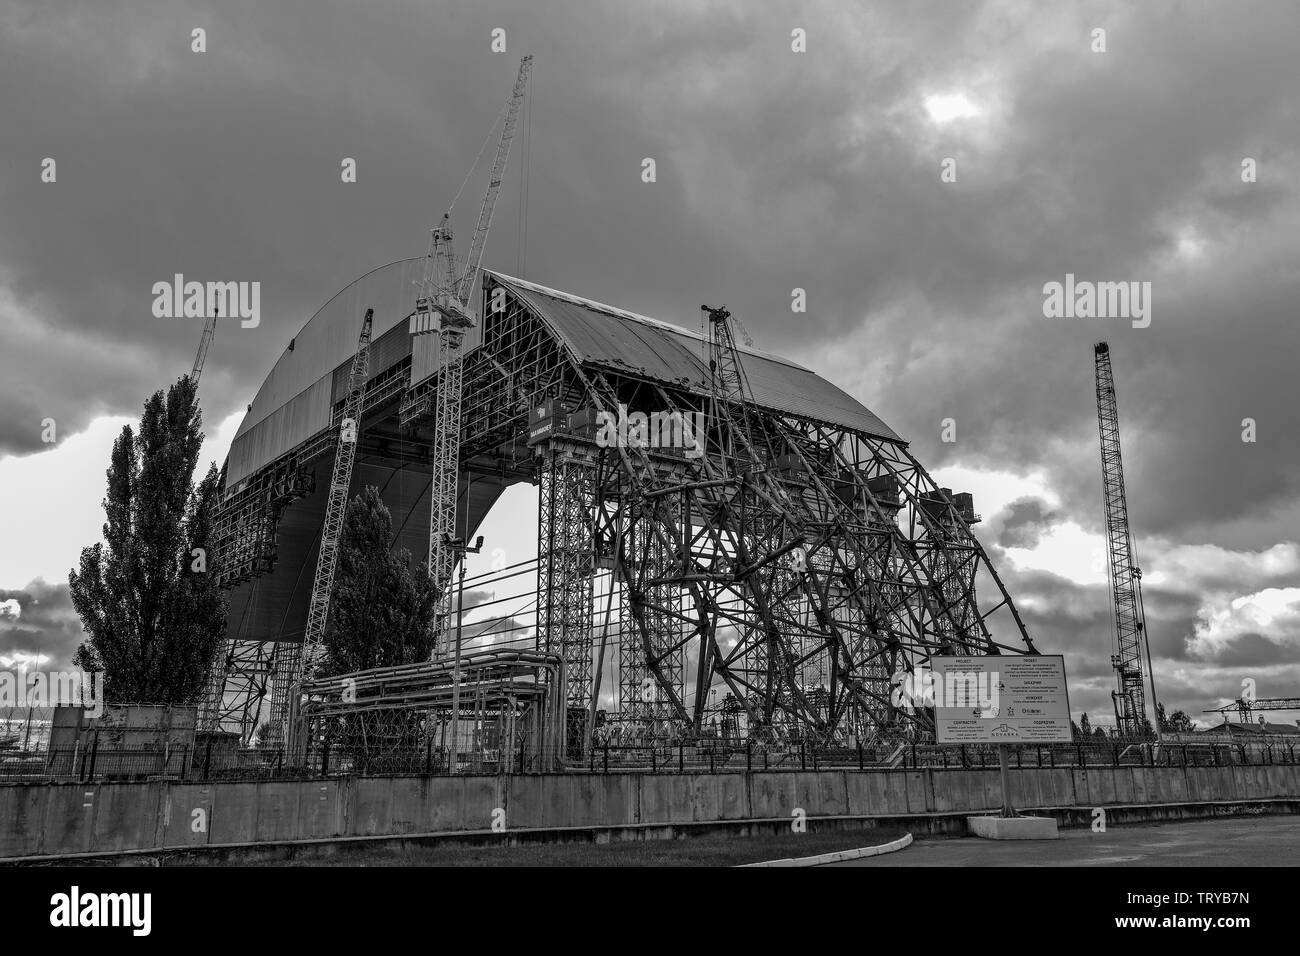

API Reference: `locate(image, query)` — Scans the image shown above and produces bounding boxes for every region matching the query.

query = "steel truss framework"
[204,277,1037,748]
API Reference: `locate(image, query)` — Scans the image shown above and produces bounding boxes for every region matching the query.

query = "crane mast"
[702,303,762,470]
[413,56,532,657]
[268,308,374,743]
[1094,341,1156,738]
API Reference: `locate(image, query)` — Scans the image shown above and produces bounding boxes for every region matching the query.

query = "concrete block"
[1132,767,1156,804]
[712,772,748,821]
[1027,768,1054,807]
[388,777,430,834]
[207,782,258,845]
[0,786,48,858]
[600,774,637,826]
[1034,768,1071,806]
[748,772,796,819]
[507,773,563,829]
[449,775,501,831]
[1261,765,1293,799]
[1268,764,1300,796]
[792,772,848,817]
[570,774,618,827]
[930,770,965,812]
[41,784,98,856]
[297,781,343,839]
[425,776,465,831]
[1070,769,1091,806]
[902,771,931,813]
[1089,768,1119,806]
[254,781,303,843]
[1008,769,1039,809]
[160,783,212,849]
[973,770,1001,811]
[638,773,691,825]
[690,773,722,821]
[967,814,1059,840]
[1157,768,1189,804]
[844,771,892,816]
[1112,767,1136,804]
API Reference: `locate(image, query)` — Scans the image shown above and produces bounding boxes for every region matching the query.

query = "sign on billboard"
[929,655,1072,744]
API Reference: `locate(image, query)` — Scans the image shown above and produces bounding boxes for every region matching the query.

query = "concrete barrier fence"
[2,764,1298,860]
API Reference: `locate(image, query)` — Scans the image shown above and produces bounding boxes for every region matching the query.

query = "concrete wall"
[3,764,1298,860]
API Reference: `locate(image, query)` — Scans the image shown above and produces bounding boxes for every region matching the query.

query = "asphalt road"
[829,815,1300,866]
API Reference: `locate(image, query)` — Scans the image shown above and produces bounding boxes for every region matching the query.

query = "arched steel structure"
[202,261,1037,750]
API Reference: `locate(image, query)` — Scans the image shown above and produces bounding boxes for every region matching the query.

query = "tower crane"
[269,308,374,744]
[1094,342,1159,738]
[411,55,532,658]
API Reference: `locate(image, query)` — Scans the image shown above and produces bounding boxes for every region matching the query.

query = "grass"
[221,825,910,867]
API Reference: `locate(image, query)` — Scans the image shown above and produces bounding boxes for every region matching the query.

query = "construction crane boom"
[269,307,374,741]
[1094,341,1157,737]
[413,57,532,657]
[457,56,533,303]
[190,315,217,385]
[1205,696,1300,722]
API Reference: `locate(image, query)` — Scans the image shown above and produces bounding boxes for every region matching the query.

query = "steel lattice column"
[537,441,596,752]
[427,335,468,658]
[1094,342,1151,736]
[617,484,686,744]
[198,638,273,740]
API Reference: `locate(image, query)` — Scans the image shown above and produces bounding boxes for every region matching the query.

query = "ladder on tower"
[1094,341,1157,738]
[268,308,375,744]
[410,56,533,659]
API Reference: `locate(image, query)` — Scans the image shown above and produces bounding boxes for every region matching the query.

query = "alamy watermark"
[594,404,705,459]
[1042,274,1151,329]
[890,665,1001,716]
[50,886,150,936]
[0,668,103,718]
[151,273,260,328]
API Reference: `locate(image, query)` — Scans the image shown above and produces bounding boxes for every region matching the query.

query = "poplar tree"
[316,487,439,769]
[69,376,226,704]
[317,486,439,677]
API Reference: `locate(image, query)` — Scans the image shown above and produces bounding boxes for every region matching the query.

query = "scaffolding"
[297,649,566,772]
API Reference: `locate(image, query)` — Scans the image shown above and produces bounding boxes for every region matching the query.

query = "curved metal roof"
[492,273,901,443]
[225,260,901,487]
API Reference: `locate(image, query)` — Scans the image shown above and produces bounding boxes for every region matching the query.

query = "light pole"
[445,530,483,773]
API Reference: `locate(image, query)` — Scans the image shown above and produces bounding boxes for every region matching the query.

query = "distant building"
[1197,720,1300,738]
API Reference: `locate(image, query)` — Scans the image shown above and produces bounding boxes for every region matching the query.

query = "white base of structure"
[967,815,1059,840]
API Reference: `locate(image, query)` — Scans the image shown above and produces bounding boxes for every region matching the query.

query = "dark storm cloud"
[771,4,1300,542]
[1191,631,1295,668]
[2,0,1297,549]
[990,544,1299,725]
[0,579,84,670]
[995,496,1061,550]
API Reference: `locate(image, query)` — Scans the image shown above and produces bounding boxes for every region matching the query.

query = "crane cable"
[446,95,511,221]
[517,74,533,279]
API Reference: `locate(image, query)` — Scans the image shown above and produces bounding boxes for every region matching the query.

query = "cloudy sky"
[1,0,1297,727]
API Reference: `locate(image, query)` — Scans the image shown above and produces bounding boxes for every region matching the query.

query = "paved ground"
[830,815,1300,866]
